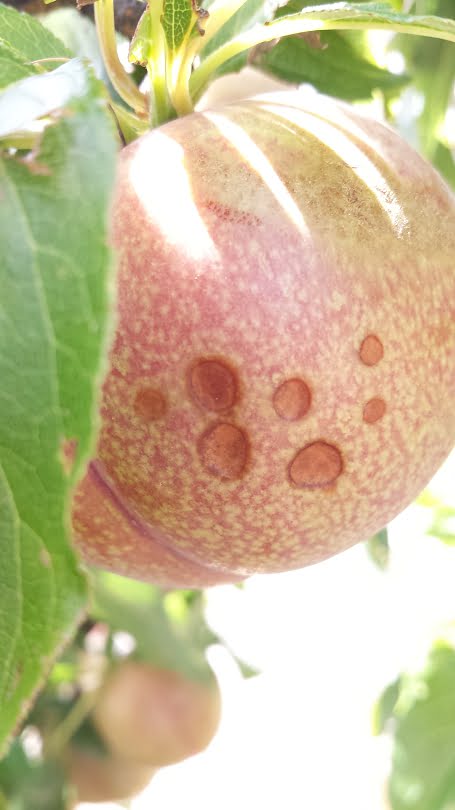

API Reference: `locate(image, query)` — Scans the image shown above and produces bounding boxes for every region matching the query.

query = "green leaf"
[365,527,390,570]
[0,42,40,90]
[161,0,195,51]
[250,0,409,101]
[372,676,401,734]
[432,140,455,190]
[427,504,455,545]
[91,572,216,683]
[0,2,70,94]
[0,740,67,810]
[200,0,269,76]
[190,0,455,103]
[253,28,408,99]
[0,63,117,751]
[129,9,154,66]
[388,644,455,810]
[0,2,70,66]
[0,58,93,139]
[38,7,107,78]
[391,2,455,166]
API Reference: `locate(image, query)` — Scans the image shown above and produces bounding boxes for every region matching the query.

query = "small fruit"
[73,91,455,586]
[65,747,156,803]
[92,661,221,767]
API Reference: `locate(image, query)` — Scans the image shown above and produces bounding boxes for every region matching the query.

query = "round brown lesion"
[289,440,343,489]
[273,378,311,421]
[134,387,167,422]
[359,335,384,366]
[363,397,386,424]
[198,422,248,480]
[189,358,238,412]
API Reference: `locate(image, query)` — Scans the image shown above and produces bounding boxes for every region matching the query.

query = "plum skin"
[92,662,221,767]
[73,91,455,587]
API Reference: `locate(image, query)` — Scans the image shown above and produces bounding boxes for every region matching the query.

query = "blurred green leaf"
[427,505,455,545]
[0,58,93,139]
[0,57,117,749]
[0,2,70,66]
[0,741,67,810]
[0,42,40,89]
[0,2,70,93]
[372,676,401,734]
[200,0,270,76]
[387,644,455,810]
[432,141,455,190]
[129,8,153,65]
[390,1,454,178]
[252,0,409,99]
[39,7,106,78]
[90,572,216,682]
[366,527,390,570]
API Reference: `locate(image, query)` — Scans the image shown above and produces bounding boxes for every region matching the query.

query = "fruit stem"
[147,0,177,127]
[94,0,148,116]
[168,50,195,117]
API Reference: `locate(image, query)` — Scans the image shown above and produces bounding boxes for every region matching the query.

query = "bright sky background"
[77,448,455,810]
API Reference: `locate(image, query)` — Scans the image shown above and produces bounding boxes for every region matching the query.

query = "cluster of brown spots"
[190,358,247,480]
[359,334,387,424]
[198,422,248,480]
[135,333,387,487]
[189,359,237,412]
[134,387,167,422]
[204,199,261,228]
[359,334,384,366]
[273,378,311,421]
[289,441,343,489]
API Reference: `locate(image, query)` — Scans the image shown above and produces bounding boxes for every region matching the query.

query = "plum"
[73,91,455,586]
[92,661,221,767]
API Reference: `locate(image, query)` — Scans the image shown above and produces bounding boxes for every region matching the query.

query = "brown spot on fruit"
[134,387,167,422]
[273,378,311,421]
[363,397,386,424]
[289,441,343,488]
[359,335,384,366]
[198,422,248,480]
[189,359,237,412]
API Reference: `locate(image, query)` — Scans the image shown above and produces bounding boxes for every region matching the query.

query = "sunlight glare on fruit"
[203,110,309,236]
[257,98,408,236]
[129,133,220,267]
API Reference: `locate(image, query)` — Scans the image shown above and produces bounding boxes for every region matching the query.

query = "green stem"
[189,16,455,103]
[94,0,148,115]
[199,0,249,49]
[111,102,149,143]
[147,0,176,127]
[168,48,195,116]
[0,131,40,150]
[44,689,100,759]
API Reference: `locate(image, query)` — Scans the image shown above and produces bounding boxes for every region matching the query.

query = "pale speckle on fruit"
[288,440,343,488]
[363,397,387,424]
